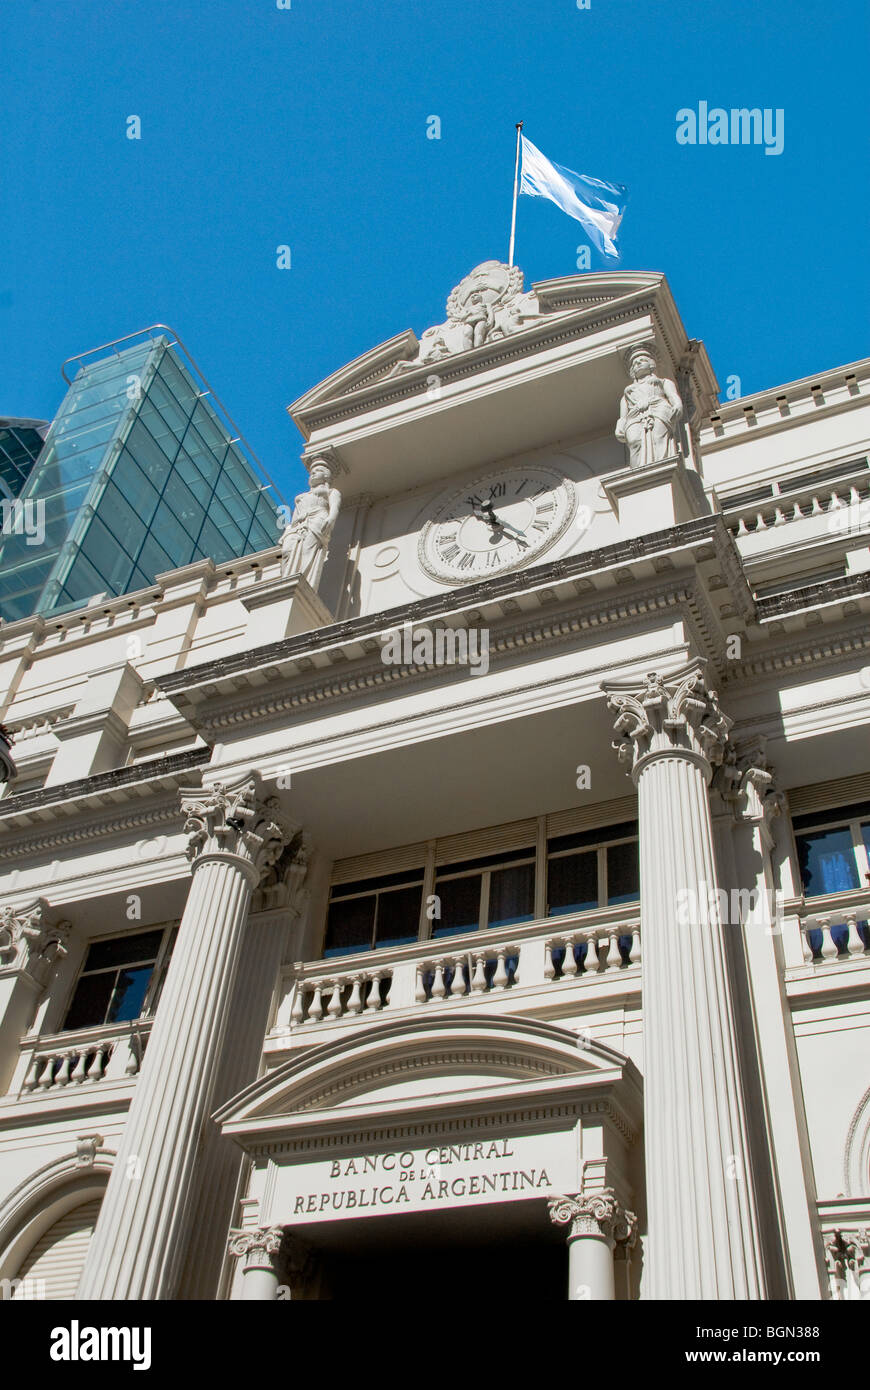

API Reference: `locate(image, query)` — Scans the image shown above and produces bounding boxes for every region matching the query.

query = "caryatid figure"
[280,459,341,591]
[615,345,684,470]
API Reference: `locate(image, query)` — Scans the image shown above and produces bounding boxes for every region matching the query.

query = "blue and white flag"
[519,135,627,258]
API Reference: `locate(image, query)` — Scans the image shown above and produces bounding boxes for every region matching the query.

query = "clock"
[418,466,578,585]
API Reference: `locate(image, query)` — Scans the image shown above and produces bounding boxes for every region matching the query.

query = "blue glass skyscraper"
[0,330,282,623]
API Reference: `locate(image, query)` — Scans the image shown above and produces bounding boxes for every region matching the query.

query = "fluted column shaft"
[78,775,296,1301]
[604,661,767,1299]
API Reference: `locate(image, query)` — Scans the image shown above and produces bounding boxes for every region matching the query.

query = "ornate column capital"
[0,898,70,987]
[718,735,783,834]
[548,1189,637,1248]
[227,1224,287,1267]
[180,773,299,887]
[603,658,732,784]
[227,1225,314,1288]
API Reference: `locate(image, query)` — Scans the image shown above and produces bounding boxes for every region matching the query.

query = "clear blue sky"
[2,0,867,501]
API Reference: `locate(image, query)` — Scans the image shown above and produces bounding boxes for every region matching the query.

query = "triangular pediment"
[288,266,676,438]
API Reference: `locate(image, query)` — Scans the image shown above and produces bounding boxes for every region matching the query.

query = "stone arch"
[0,1140,114,1286]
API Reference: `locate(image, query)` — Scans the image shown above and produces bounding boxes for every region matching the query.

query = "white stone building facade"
[0,265,868,1301]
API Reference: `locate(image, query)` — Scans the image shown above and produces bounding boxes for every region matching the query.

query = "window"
[324,868,424,956]
[433,847,535,938]
[62,926,176,1032]
[793,802,870,899]
[321,816,641,958]
[547,821,639,917]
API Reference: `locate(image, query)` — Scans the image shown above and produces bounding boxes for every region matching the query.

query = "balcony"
[5,1017,152,1109]
[270,904,641,1045]
[782,888,870,969]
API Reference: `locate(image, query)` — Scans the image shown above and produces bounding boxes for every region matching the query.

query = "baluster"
[365,974,383,1011]
[70,1050,89,1085]
[471,955,488,994]
[38,1055,55,1090]
[800,925,814,965]
[818,918,838,963]
[346,976,363,1015]
[327,980,343,1018]
[451,959,469,997]
[307,984,324,1022]
[736,516,749,536]
[125,1036,141,1076]
[773,507,786,526]
[849,485,861,506]
[22,1054,41,1092]
[562,937,578,978]
[380,973,392,1008]
[845,914,864,959]
[755,511,767,531]
[811,495,823,515]
[631,928,642,965]
[604,933,622,970]
[792,501,803,520]
[86,1045,108,1082]
[828,490,842,512]
[290,986,305,1027]
[431,961,447,1000]
[415,966,427,1004]
[492,949,509,991]
[544,942,556,980]
[54,1053,73,1087]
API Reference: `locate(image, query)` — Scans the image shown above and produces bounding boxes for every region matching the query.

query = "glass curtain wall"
[0,337,278,622]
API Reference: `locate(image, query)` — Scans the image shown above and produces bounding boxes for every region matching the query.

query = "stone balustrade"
[724,465,870,542]
[798,894,870,966]
[280,905,642,1033]
[13,1018,151,1096]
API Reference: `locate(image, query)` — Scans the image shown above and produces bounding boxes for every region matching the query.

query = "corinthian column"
[602,660,767,1299]
[78,773,297,1301]
[0,899,69,1093]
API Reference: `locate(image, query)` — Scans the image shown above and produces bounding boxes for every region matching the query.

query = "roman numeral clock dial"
[418,468,577,585]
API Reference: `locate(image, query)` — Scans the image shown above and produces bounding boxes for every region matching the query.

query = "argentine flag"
[520,136,627,258]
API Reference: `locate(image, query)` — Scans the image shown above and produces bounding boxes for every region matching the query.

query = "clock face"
[418,467,577,585]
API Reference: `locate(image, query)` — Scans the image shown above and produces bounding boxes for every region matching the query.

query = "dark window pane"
[796,828,860,898]
[83,930,164,972]
[432,874,482,937]
[332,868,424,898]
[488,863,534,927]
[107,965,155,1023]
[63,972,115,1031]
[548,850,597,916]
[375,884,421,947]
[548,821,638,855]
[607,840,640,905]
[324,895,375,956]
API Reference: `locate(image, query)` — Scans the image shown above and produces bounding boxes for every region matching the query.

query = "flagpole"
[508,121,523,267]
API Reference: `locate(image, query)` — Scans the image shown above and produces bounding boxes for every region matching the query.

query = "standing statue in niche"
[615,345,684,470]
[280,459,341,591]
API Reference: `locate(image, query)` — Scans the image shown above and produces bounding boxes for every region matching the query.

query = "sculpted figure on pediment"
[397,261,542,370]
